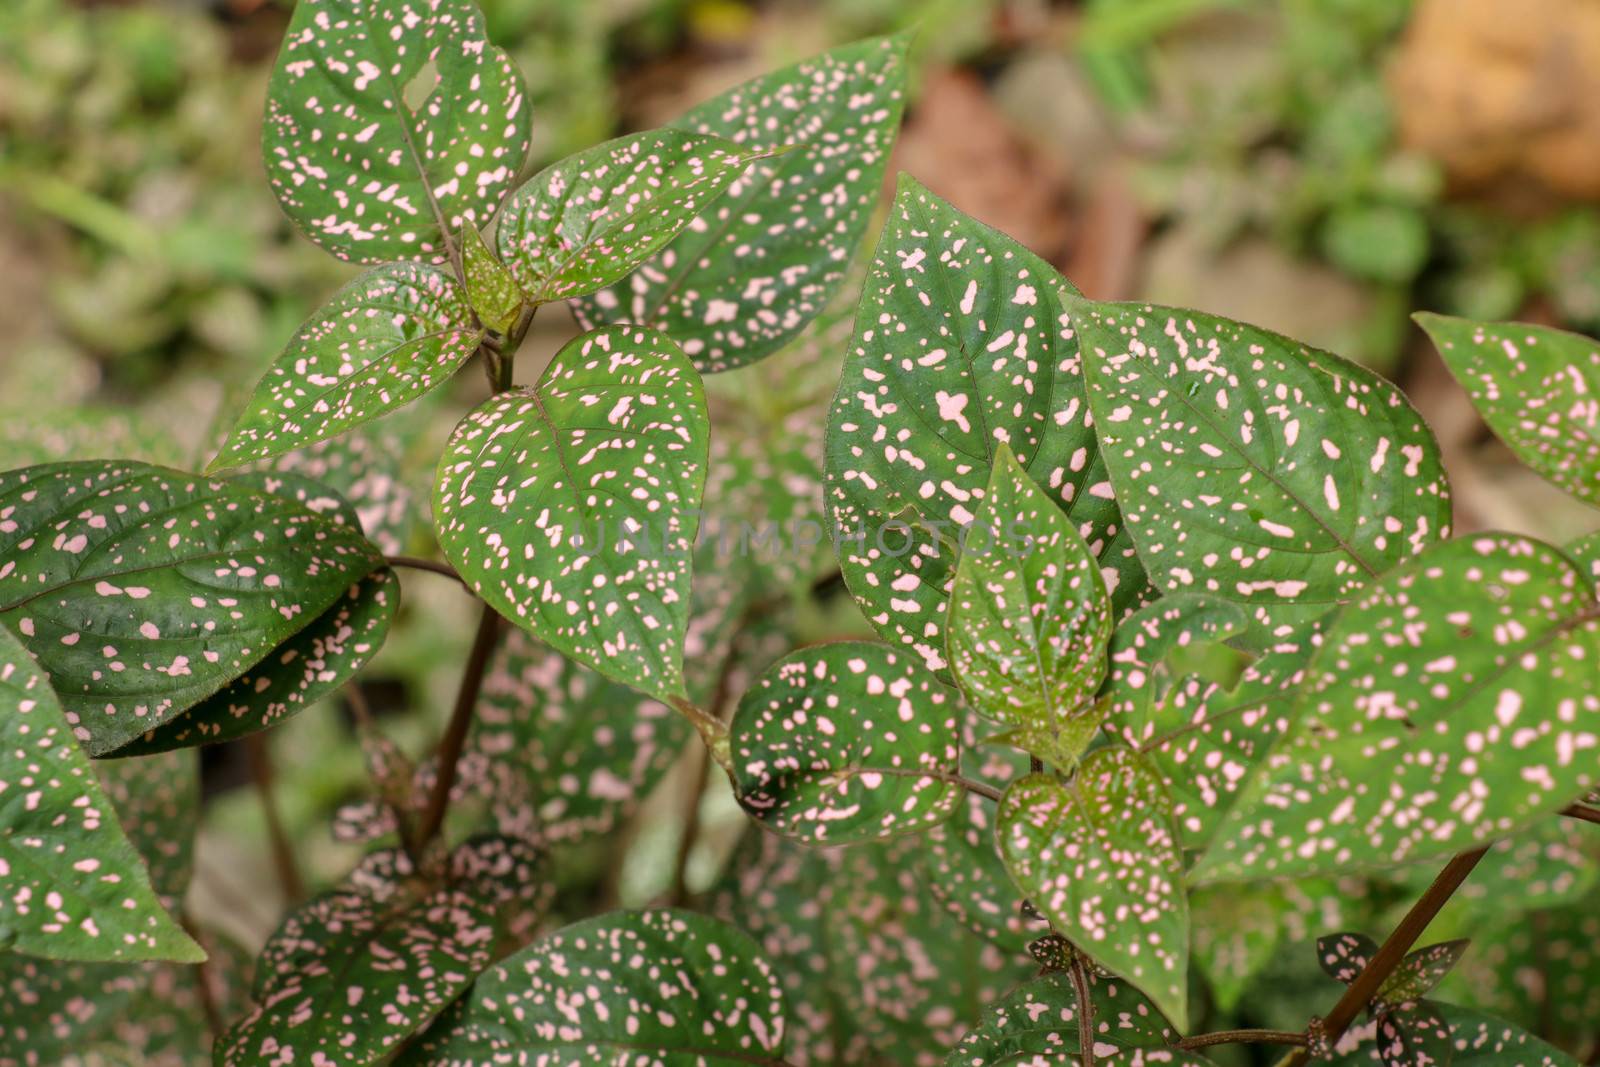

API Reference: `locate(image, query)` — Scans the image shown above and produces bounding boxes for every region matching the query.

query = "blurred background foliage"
[4,0,1600,1062]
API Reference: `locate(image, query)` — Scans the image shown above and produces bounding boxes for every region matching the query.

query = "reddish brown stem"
[416,605,500,847]
[1177,1029,1306,1051]
[1280,846,1490,1066]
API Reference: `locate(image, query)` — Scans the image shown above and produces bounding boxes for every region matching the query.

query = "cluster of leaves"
[3,0,1600,1063]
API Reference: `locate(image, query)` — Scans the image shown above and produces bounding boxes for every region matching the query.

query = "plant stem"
[416,605,501,848]
[1562,802,1600,827]
[386,555,469,587]
[1069,952,1097,1067]
[1176,1030,1307,1051]
[1279,846,1490,1066]
[667,632,749,906]
[245,732,304,903]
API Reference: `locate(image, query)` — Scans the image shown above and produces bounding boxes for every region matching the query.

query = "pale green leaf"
[0,627,201,963]
[572,34,911,373]
[1417,313,1600,507]
[433,325,708,701]
[824,176,1146,678]
[947,442,1113,764]
[209,263,483,470]
[1190,883,1288,1012]
[998,749,1190,1030]
[1568,531,1600,587]
[494,130,764,306]
[1073,299,1452,647]
[1104,593,1250,748]
[0,461,382,756]
[460,223,522,335]
[262,0,531,264]
[729,640,962,845]
[1196,534,1600,883]
[400,909,788,1065]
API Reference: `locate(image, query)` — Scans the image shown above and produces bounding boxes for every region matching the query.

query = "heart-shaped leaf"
[495,130,764,306]
[118,567,398,755]
[572,34,911,373]
[998,748,1190,1030]
[0,626,201,963]
[400,909,788,1064]
[1196,534,1600,883]
[433,325,708,701]
[461,222,522,336]
[824,176,1146,676]
[1073,299,1452,647]
[729,640,962,845]
[262,0,531,264]
[1417,314,1600,507]
[1380,941,1471,1006]
[0,461,381,756]
[210,263,483,470]
[948,969,1180,1065]
[947,442,1113,764]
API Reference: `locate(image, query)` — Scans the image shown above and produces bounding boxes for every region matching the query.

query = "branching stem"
[386,555,468,587]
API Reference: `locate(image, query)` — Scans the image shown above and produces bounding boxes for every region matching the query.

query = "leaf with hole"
[210,263,483,470]
[946,442,1113,764]
[1196,534,1600,883]
[1073,299,1452,648]
[572,34,911,373]
[494,130,765,307]
[0,461,381,756]
[433,325,708,701]
[262,0,531,264]
[1417,314,1600,508]
[998,748,1190,1030]
[824,176,1146,678]
[400,909,788,1065]
[0,626,201,963]
[729,640,962,845]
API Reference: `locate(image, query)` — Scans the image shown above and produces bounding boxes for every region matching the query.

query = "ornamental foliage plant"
[4,1,1600,1065]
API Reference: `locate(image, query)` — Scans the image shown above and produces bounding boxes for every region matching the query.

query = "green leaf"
[94,750,200,914]
[1417,314,1600,507]
[262,0,531,264]
[1568,531,1600,587]
[824,176,1146,678]
[1190,882,1290,1013]
[494,130,765,306]
[0,626,201,963]
[433,325,709,701]
[117,566,398,755]
[1196,534,1600,883]
[1327,1004,1577,1067]
[1073,299,1452,647]
[223,837,545,1066]
[571,34,911,373]
[460,223,522,335]
[1104,593,1250,747]
[259,427,421,557]
[998,748,1190,1030]
[1318,931,1380,985]
[466,627,690,846]
[947,970,1180,1065]
[1374,1001,1456,1067]
[1380,941,1470,1006]
[729,640,962,845]
[400,909,788,1064]
[0,461,382,756]
[209,263,483,470]
[947,442,1113,764]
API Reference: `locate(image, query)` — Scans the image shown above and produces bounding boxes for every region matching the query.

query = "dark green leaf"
[947,442,1113,764]
[494,131,764,306]
[1074,299,1452,647]
[1318,931,1380,985]
[730,640,962,845]
[1197,534,1600,883]
[998,748,1190,1029]
[262,0,531,264]
[400,909,788,1064]
[209,263,483,470]
[433,325,708,701]
[824,176,1145,679]
[460,223,522,336]
[1105,593,1250,748]
[1380,941,1470,1006]
[947,970,1179,1065]
[1417,314,1600,507]
[0,461,382,755]
[0,626,200,963]
[1375,1001,1455,1067]
[1328,1004,1575,1066]
[572,35,911,373]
